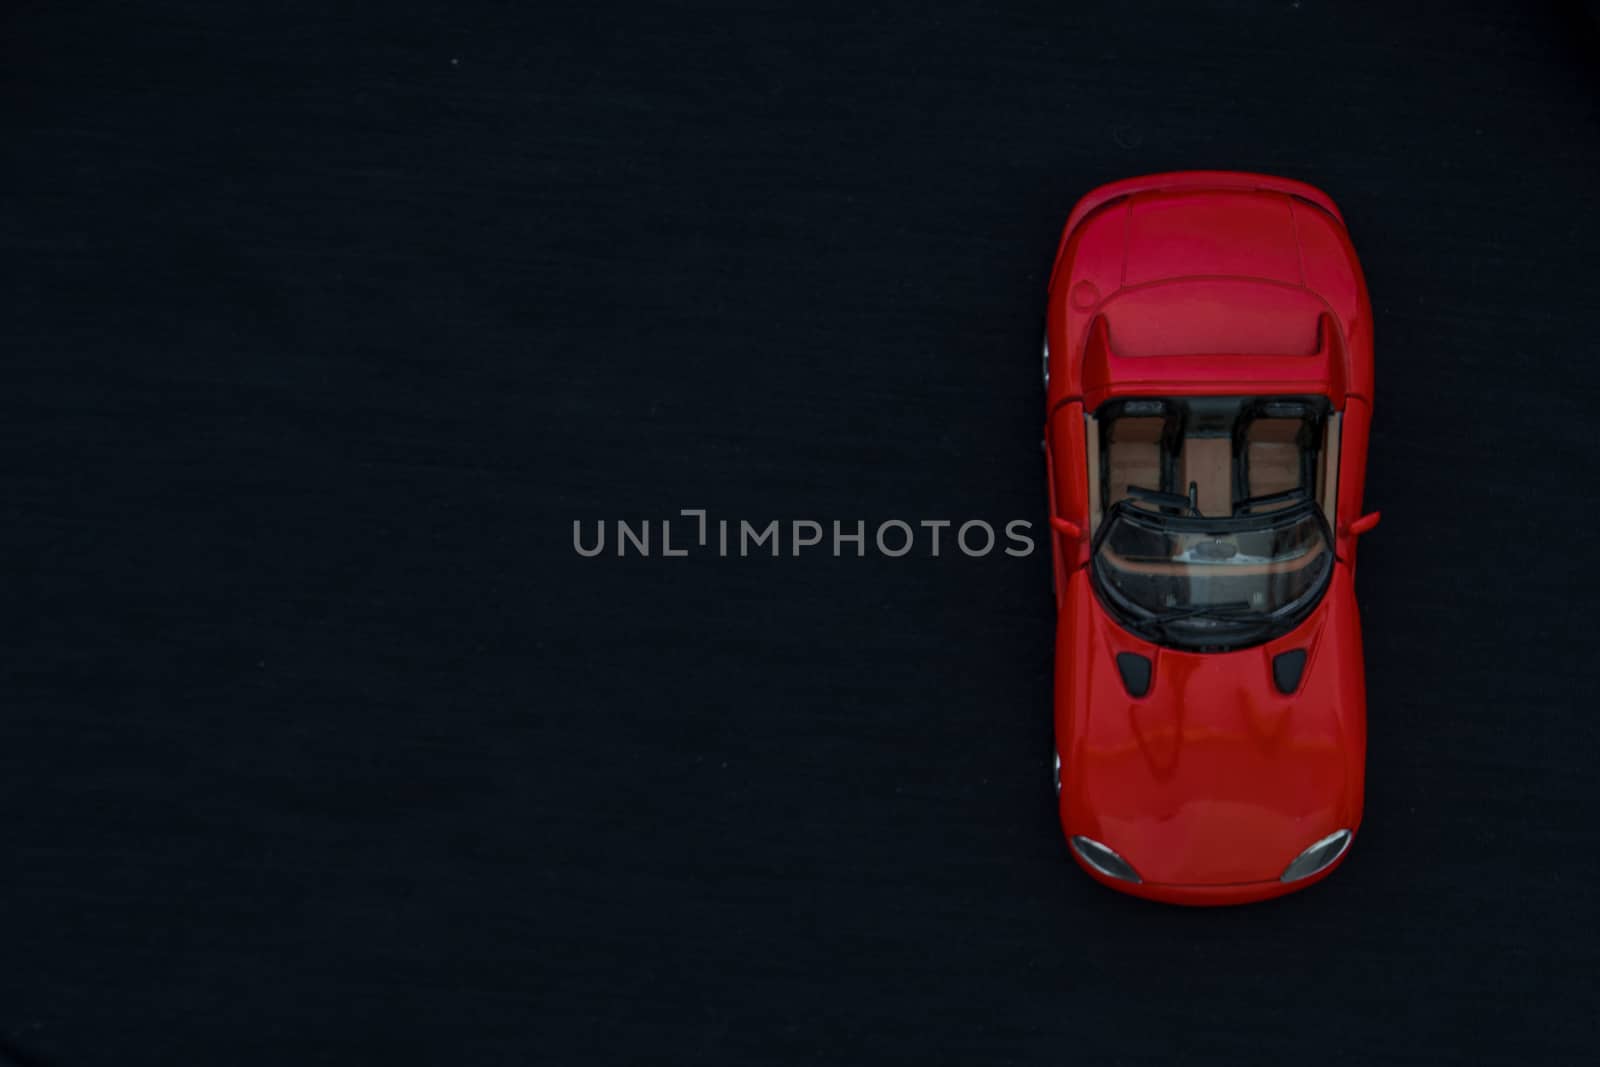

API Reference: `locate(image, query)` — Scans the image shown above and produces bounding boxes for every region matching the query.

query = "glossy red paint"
[1043,172,1376,906]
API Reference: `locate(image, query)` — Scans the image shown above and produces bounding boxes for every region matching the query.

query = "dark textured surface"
[3,2,1599,1063]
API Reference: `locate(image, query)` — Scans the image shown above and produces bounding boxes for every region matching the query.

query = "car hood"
[1056,568,1367,886]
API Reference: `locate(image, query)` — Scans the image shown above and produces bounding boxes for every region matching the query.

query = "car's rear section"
[1050,171,1344,283]
[1044,171,1372,410]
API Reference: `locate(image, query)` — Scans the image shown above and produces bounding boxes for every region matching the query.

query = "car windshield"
[1086,394,1337,650]
[1092,496,1333,650]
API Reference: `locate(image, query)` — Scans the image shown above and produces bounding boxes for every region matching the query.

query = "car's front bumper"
[1069,841,1354,907]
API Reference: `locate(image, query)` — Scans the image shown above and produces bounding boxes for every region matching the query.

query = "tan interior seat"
[1104,404,1318,519]
[1244,418,1304,499]
[1105,417,1164,506]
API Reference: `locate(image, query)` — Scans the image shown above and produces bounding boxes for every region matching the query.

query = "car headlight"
[1071,836,1142,884]
[1280,829,1352,883]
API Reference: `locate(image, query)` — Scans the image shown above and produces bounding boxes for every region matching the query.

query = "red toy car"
[1043,172,1380,905]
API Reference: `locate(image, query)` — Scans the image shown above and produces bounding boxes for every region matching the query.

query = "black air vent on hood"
[1273,649,1308,694]
[1116,652,1152,698]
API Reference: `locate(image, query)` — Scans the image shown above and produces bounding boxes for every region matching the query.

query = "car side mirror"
[1345,511,1381,537]
[1050,516,1083,540]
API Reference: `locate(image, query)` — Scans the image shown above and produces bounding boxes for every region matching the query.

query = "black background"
[4,2,1599,1063]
